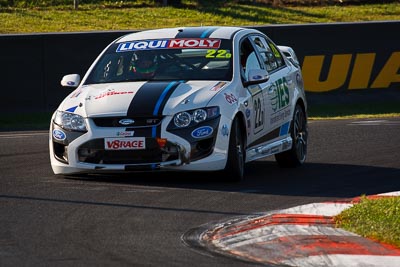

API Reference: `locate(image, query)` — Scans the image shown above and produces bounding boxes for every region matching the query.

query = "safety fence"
[0,21,399,113]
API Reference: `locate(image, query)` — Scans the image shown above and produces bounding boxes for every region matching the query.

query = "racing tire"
[275,104,307,168]
[224,118,245,182]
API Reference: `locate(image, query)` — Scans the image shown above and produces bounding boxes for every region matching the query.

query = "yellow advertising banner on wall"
[302,52,400,92]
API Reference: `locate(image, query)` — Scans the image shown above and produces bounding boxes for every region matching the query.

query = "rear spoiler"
[277,45,300,67]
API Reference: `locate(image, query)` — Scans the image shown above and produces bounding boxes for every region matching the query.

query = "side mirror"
[61,74,81,88]
[243,69,270,87]
[277,45,300,67]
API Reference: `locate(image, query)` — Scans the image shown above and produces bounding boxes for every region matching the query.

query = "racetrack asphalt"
[200,191,400,267]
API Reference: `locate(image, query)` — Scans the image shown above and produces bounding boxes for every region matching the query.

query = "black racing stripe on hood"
[175,27,218,38]
[127,81,181,117]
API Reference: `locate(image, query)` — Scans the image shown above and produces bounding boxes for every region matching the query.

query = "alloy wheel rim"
[236,126,244,175]
[294,108,307,162]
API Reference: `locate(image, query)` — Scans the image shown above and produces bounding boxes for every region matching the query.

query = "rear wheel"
[275,104,307,168]
[224,118,245,182]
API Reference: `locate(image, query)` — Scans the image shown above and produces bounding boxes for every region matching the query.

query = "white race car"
[50,26,308,181]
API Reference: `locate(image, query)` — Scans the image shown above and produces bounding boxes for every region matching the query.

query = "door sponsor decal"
[270,77,289,112]
[252,91,264,134]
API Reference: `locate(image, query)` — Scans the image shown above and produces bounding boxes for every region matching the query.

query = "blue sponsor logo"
[119,118,135,126]
[191,126,213,139]
[53,129,66,141]
[221,124,229,136]
[245,108,251,118]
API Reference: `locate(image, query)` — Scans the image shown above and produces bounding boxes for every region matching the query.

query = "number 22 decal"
[206,50,232,58]
[253,93,264,134]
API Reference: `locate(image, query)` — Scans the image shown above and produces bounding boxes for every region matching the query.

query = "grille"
[92,117,162,127]
[77,138,179,165]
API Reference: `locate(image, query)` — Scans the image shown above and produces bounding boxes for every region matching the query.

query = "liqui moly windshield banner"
[116,38,221,52]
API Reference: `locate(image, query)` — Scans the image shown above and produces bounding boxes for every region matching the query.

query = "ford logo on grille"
[53,129,66,141]
[119,118,135,125]
[191,126,213,139]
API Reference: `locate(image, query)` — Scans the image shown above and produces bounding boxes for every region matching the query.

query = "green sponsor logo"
[271,77,289,112]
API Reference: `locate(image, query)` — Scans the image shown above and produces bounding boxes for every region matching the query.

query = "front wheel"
[224,118,245,182]
[275,104,308,168]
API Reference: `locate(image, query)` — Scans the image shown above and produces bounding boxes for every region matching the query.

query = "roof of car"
[116,26,249,43]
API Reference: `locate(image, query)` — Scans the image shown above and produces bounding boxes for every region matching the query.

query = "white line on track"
[41,178,167,193]
[349,120,400,126]
[0,131,48,139]
[282,254,400,267]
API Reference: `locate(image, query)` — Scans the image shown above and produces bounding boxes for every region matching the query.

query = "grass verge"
[308,102,400,119]
[335,196,400,248]
[0,112,52,131]
[1,2,400,33]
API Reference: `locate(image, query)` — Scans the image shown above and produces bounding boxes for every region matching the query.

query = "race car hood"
[58,81,229,118]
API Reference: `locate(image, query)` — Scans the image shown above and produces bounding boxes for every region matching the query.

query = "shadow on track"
[61,160,400,199]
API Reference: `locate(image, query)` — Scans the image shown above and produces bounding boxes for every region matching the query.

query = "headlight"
[192,109,207,123]
[172,107,219,128]
[174,111,191,128]
[54,110,87,132]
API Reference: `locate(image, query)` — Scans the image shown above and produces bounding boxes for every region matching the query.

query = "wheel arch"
[289,97,308,137]
[295,97,307,120]
[233,111,247,159]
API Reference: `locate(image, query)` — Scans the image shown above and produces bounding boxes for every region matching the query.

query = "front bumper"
[49,115,227,175]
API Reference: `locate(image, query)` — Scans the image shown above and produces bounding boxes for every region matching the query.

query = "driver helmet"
[130,51,158,78]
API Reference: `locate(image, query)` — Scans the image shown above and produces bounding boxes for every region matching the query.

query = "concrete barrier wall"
[1,21,399,114]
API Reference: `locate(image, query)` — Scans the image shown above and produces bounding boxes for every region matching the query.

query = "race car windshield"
[84,39,233,84]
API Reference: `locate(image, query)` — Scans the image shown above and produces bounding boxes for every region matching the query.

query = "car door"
[238,36,270,151]
[249,35,293,143]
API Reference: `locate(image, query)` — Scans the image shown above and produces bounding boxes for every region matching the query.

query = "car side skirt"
[245,136,292,163]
